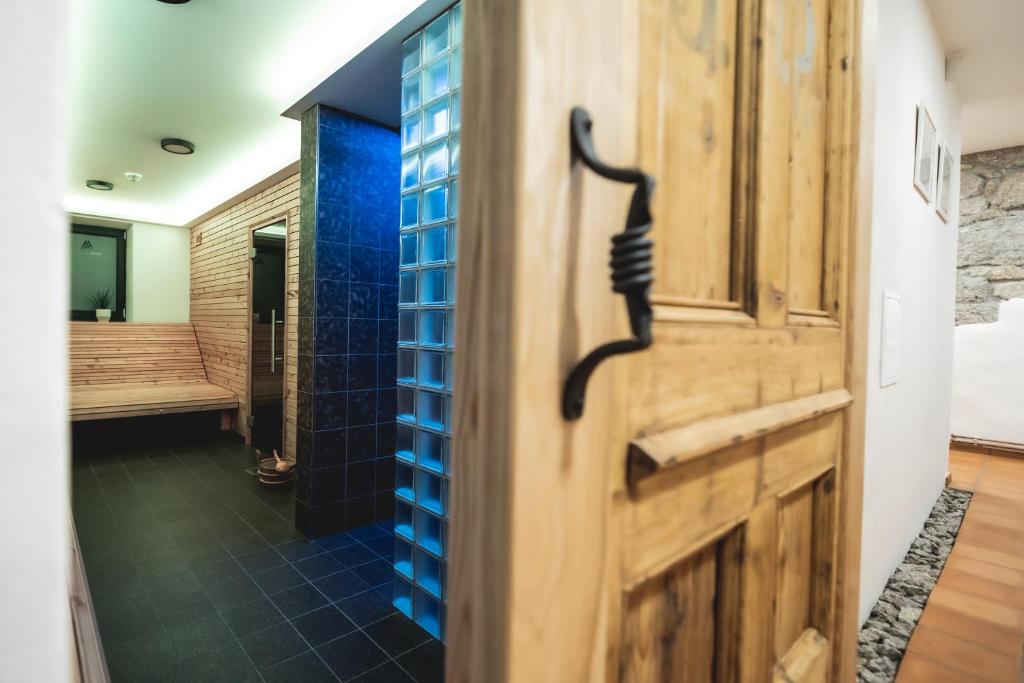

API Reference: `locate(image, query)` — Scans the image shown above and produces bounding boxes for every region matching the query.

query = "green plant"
[88,287,113,310]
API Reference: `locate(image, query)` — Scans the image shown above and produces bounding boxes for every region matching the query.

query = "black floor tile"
[238,621,310,671]
[236,546,288,574]
[363,613,431,657]
[337,588,397,627]
[154,585,219,629]
[220,532,269,557]
[262,651,339,683]
[253,563,307,595]
[222,596,285,638]
[330,543,378,568]
[315,531,360,552]
[395,640,445,683]
[191,557,248,588]
[276,538,323,562]
[362,536,395,559]
[317,630,390,681]
[291,604,357,647]
[313,569,372,602]
[203,574,265,612]
[104,631,180,683]
[348,524,388,543]
[269,582,330,618]
[349,559,394,588]
[294,552,345,581]
[351,660,415,682]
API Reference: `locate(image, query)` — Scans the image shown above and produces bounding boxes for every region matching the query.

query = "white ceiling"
[65,0,425,226]
[928,0,1024,154]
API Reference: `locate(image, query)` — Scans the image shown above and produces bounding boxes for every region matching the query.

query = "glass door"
[70,225,126,321]
[250,222,287,453]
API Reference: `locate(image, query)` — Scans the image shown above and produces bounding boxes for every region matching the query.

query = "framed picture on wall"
[913,104,937,202]
[935,143,953,222]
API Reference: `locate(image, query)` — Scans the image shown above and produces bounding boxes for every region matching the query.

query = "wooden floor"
[896,447,1024,682]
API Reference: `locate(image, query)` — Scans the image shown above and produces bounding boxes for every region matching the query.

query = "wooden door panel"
[639,0,743,305]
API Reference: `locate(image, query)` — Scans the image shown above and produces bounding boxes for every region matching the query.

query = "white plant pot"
[95,308,112,323]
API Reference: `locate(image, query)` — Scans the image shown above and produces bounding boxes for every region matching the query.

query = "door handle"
[562,107,655,421]
[270,308,276,374]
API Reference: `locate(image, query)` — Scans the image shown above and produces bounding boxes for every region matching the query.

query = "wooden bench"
[70,322,238,425]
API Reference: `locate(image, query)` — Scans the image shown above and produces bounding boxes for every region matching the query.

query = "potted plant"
[89,288,113,323]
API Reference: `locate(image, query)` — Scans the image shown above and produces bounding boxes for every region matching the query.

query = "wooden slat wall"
[189,173,300,456]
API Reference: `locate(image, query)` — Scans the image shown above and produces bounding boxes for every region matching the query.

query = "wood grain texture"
[189,174,299,456]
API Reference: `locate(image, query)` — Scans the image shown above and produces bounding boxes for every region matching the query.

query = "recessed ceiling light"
[125,172,143,183]
[86,180,113,191]
[156,0,192,4]
[161,138,195,155]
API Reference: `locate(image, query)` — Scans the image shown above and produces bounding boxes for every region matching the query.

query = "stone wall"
[957,146,1024,324]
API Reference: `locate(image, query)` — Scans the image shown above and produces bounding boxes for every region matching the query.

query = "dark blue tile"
[294,465,314,504]
[379,285,398,320]
[236,547,287,575]
[374,457,395,492]
[351,660,415,682]
[376,389,396,423]
[289,604,356,647]
[348,525,388,543]
[363,535,394,560]
[315,531,360,552]
[253,564,307,595]
[314,465,346,505]
[378,355,397,389]
[378,319,397,352]
[346,461,375,498]
[312,569,371,602]
[315,392,347,431]
[222,596,285,638]
[347,390,377,427]
[346,496,376,530]
[376,423,396,458]
[377,250,399,285]
[313,428,346,467]
[274,539,322,563]
[349,284,380,320]
[268,583,329,619]
[297,391,312,432]
[350,246,380,285]
[316,317,348,356]
[315,355,348,394]
[316,279,348,318]
[347,425,377,463]
[316,240,349,282]
[316,203,352,244]
[293,552,344,581]
[316,630,389,681]
[349,559,394,588]
[330,542,378,569]
[296,428,313,467]
[374,491,394,524]
[336,588,396,627]
[348,354,378,391]
[349,319,379,354]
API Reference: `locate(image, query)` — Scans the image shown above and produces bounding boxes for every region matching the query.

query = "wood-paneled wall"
[189,173,300,457]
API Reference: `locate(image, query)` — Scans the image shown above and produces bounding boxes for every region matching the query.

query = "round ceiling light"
[86,180,113,191]
[156,1,192,4]
[161,138,195,155]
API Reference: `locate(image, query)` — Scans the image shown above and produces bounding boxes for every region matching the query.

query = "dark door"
[250,222,287,453]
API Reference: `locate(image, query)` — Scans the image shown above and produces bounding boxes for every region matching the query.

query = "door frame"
[246,213,291,449]
[447,0,876,680]
[69,224,127,322]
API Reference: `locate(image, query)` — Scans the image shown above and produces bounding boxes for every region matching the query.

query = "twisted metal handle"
[562,107,655,421]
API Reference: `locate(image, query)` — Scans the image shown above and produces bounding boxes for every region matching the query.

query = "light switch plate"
[881,290,901,387]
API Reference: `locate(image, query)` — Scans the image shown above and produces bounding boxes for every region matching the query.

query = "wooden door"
[451,0,866,681]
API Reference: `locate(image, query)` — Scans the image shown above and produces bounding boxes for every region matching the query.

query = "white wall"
[126,221,190,322]
[951,299,1024,444]
[0,2,73,681]
[859,0,961,622]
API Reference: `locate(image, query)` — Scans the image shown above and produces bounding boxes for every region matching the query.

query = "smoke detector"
[125,172,143,183]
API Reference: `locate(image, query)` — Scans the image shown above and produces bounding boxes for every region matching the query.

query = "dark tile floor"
[72,415,443,683]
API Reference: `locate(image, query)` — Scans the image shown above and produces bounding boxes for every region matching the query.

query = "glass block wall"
[392,2,462,642]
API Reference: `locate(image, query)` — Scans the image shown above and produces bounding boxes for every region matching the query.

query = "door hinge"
[250,247,257,259]
[246,415,255,427]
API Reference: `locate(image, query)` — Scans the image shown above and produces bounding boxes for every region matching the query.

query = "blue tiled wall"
[296,105,401,538]
[392,2,462,642]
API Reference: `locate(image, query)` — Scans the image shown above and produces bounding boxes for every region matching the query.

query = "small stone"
[898,606,922,623]
[959,194,988,218]
[993,280,1024,300]
[988,265,1024,281]
[956,274,992,303]
[956,303,999,325]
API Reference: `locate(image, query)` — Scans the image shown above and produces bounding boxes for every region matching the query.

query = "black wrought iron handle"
[562,107,655,421]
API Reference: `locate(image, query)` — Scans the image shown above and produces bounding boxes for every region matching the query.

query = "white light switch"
[881,291,901,387]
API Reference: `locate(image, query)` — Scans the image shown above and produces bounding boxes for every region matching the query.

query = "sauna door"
[249,221,287,454]
[450,0,865,681]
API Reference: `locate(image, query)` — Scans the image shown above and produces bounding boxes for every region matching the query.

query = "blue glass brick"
[399,272,417,305]
[398,310,416,343]
[401,153,419,190]
[423,15,449,60]
[420,226,446,264]
[417,350,444,388]
[397,349,416,383]
[423,98,449,143]
[400,233,417,266]
[397,387,415,423]
[416,470,443,516]
[400,193,418,228]
[401,72,420,114]
[395,538,414,579]
[401,35,420,76]
[417,431,444,474]
[422,56,449,102]
[395,499,414,541]
[422,143,448,184]
[416,390,444,431]
[451,92,461,131]
[450,134,460,174]
[418,269,445,304]
[452,4,463,43]
[414,590,442,640]
[401,114,420,151]
[451,46,462,89]
[396,463,415,503]
[415,513,444,561]
[418,310,445,346]
[396,423,415,463]
[394,577,414,618]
